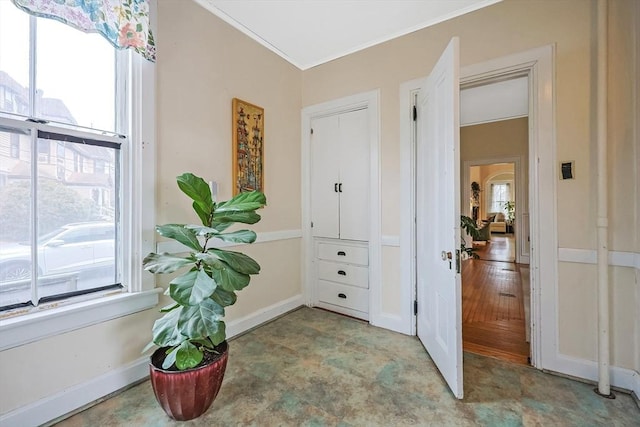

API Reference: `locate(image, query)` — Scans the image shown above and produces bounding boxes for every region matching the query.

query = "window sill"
[0,288,161,352]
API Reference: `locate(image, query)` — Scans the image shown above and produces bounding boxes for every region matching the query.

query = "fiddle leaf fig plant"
[143,173,266,370]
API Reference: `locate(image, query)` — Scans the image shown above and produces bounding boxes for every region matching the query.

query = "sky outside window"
[0,1,115,132]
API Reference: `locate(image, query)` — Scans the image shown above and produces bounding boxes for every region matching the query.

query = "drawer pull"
[337,251,346,256]
[338,293,347,299]
[337,270,346,276]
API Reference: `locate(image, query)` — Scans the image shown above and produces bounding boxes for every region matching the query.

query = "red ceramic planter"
[149,342,228,421]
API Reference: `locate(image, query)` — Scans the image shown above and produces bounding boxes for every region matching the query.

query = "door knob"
[441,251,452,261]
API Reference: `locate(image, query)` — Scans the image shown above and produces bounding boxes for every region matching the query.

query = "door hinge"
[310,128,314,134]
[311,221,314,228]
[413,300,418,315]
[412,105,417,121]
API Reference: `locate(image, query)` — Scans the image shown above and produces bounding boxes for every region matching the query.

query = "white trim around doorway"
[400,45,556,370]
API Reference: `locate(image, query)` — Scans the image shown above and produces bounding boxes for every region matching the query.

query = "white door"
[311,115,340,238]
[416,37,463,399]
[337,108,369,241]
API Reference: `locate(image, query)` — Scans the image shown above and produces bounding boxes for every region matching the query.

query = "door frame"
[301,90,381,322]
[400,45,556,369]
[463,156,528,265]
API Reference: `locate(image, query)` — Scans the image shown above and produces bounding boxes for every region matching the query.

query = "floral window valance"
[11,0,156,62]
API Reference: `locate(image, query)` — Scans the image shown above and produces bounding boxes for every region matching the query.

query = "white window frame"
[486,179,513,214]
[0,2,158,351]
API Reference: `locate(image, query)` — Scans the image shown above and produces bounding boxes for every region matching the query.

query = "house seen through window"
[0,2,125,310]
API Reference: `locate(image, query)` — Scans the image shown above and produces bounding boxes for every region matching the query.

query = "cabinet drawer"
[317,243,368,265]
[317,261,368,289]
[317,280,369,313]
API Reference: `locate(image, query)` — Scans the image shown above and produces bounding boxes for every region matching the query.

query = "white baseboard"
[370,312,412,336]
[381,235,400,247]
[0,294,305,427]
[225,294,305,339]
[0,356,149,427]
[548,354,640,397]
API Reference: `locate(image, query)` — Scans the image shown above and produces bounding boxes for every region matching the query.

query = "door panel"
[311,115,340,238]
[337,108,369,241]
[416,37,463,399]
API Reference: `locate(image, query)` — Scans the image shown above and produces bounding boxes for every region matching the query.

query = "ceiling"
[193,0,502,70]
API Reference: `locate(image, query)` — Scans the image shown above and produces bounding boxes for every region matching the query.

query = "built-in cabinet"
[315,240,369,318]
[310,108,370,320]
[310,109,369,241]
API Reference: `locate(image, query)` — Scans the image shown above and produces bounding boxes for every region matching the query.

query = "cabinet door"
[310,115,340,238]
[338,108,369,241]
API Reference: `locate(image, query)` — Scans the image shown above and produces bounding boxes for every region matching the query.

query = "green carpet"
[54,307,640,426]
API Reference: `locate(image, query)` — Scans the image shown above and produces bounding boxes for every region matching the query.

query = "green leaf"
[162,347,178,370]
[177,173,212,217]
[210,248,260,275]
[216,229,257,244]
[211,288,238,307]
[209,221,233,233]
[185,226,256,243]
[170,269,217,306]
[160,302,179,313]
[217,191,266,212]
[460,215,480,240]
[209,321,226,345]
[197,253,251,291]
[210,261,251,291]
[156,224,202,252]
[152,307,184,347]
[193,201,211,226]
[178,299,226,342]
[192,338,215,350]
[185,225,219,236]
[175,341,203,370]
[213,211,261,225]
[143,252,195,274]
[194,252,224,265]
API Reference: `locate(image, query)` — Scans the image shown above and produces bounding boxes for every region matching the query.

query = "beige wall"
[155,0,303,321]
[461,118,528,221]
[0,0,303,417]
[302,0,638,372]
[0,310,158,414]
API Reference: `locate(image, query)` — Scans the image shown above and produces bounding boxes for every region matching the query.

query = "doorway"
[461,151,530,365]
[400,45,557,383]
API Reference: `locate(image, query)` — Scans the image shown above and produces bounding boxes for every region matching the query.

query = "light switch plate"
[560,161,574,179]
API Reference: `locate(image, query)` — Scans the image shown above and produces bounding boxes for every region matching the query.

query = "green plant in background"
[143,173,266,370]
[471,181,481,205]
[460,215,480,259]
[503,201,515,223]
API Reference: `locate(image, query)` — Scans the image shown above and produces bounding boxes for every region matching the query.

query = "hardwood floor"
[462,246,530,365]
[473,233,515,262]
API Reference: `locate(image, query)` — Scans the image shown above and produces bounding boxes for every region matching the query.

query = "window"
[9,133,20,158]
[0,1,156,332]
[95,159,106,174]
[37,139,50,163]
[0,4,122,309]
[488,182,512,214]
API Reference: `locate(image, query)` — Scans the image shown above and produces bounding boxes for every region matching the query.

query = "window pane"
[0,129,33,307]
[36,17,115,132]
[36,138,118,300]
[0,3,30,117]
